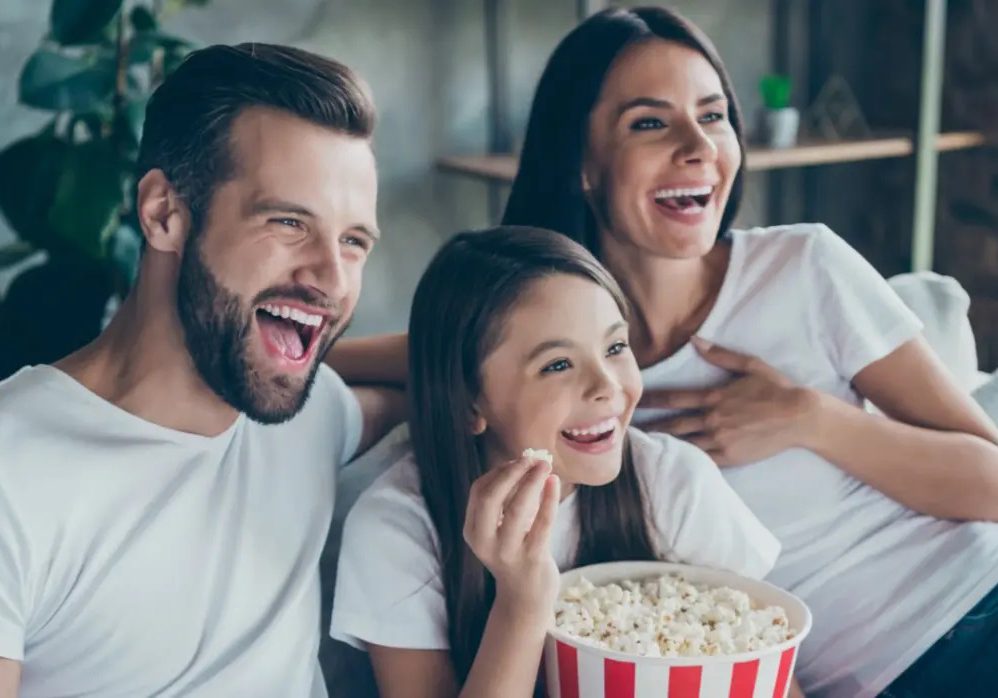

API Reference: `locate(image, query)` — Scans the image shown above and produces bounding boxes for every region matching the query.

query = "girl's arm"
[324,332,408,386]
[368,456,561,698]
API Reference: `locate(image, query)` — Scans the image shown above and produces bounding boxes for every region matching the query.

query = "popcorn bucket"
[543,562,812,698]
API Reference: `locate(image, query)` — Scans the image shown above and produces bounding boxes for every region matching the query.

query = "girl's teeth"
[564,418,617,437]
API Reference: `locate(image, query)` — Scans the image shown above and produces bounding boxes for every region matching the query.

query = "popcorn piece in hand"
[522,448,554,466]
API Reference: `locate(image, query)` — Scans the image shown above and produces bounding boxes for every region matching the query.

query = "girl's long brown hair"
[408,226,658,682]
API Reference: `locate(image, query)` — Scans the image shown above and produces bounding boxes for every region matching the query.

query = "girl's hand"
[463,455,562,617]
[640,338,820,466]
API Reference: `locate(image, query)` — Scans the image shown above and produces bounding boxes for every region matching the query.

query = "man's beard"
[176,236,347,424]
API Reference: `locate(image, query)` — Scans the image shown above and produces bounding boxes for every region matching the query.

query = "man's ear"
[136,169,191,255]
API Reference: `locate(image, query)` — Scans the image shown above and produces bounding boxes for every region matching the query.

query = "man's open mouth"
[255,303,327,362]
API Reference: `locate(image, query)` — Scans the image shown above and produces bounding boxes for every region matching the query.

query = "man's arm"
[0,658,20,698]
[325,333,408,387]
[352,386,408,456]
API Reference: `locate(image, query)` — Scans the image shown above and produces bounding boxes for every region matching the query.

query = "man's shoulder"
[0,366,70,441]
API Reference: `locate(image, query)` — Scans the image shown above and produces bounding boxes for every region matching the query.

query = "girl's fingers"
[524,474,561,555]
[464,457,535,542]
[496,460,552,541]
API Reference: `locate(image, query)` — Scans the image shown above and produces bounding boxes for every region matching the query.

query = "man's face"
[176,107,379,424]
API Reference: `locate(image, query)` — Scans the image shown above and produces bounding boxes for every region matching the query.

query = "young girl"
[330,226,780,697]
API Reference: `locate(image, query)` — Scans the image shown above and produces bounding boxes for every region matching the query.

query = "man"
[0,43,402,696]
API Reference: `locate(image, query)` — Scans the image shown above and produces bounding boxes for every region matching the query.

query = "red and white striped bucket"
[544,562,811,698]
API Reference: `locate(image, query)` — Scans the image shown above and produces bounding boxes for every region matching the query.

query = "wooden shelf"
[437,131,990,184]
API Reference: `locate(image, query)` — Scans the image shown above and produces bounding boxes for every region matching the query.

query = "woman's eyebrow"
[616,92,726,118]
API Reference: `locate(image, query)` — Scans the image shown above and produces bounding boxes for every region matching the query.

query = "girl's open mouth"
[560,417,619,454]
[255,302,327,368]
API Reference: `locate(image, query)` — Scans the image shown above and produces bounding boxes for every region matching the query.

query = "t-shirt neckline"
[28,364,246,446]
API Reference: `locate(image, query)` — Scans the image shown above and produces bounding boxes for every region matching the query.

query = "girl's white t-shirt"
[635,223,998,698]
[330,428,780,652]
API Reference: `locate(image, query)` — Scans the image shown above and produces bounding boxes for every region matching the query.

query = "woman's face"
[583,39,741,260]
[475,274,643,491]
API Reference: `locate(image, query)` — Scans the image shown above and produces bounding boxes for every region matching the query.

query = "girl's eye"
[607,341,629,357]
[699,111,725,124]
[541,359,572,374]
[630,116,665,131]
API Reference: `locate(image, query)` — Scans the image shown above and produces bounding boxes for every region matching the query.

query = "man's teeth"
[260,304,323,327]
[653,185,714,201]
[563,418,617,437]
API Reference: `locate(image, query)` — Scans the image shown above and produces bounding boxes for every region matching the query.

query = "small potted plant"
[759,74,799,148]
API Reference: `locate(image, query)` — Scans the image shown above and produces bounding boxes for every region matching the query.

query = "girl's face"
[475,274,643,492]
[583,39,741,260]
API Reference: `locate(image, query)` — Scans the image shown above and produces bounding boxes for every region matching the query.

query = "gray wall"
[0,0,772,335]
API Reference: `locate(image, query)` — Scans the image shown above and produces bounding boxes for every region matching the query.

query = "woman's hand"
[464,455,562,616]
[640,338,820,466]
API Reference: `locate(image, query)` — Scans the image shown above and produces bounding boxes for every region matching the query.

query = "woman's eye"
[699,111,725,124]
[630,116,665,131]
[541,359,572,374]
[607,341,629,357]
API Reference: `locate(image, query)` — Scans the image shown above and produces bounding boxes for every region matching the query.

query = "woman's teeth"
[653,185,714,201]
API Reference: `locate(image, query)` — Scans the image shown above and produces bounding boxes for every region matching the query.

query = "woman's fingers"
[524,474,560,556]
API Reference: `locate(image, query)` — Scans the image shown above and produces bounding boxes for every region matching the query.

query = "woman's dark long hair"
[502,6,745,257]
[408,226,658,682]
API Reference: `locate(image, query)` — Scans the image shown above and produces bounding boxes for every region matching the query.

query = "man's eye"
[342,235,369,249]
[272,218,304,229]
[541,359,572,374]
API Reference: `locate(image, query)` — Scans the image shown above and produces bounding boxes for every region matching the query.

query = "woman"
[330,227,781,697]
[329,8,998,697]
[501,7,998,697]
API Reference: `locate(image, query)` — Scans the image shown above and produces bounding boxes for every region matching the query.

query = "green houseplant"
[0,0,205,377]
[758,73,799,148]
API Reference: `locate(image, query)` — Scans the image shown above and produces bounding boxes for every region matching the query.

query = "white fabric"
[634,223,998,698]
[330,428,780,652]
[0,364,363,698]
[887,271,979,392]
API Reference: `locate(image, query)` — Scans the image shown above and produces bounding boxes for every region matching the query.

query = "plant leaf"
[47,139,124,261]
[50,0,123,45]
[0,242,37,270]
[0,132,69,246]
[130,5,157,32]
[19,48,115,112]
[129,30,193,64]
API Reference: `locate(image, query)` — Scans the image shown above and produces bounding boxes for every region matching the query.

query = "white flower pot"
[761,107,800,148]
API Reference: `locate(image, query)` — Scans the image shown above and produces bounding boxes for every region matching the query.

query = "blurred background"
[0,0,995,377]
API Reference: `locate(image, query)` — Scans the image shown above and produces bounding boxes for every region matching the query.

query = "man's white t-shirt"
[0,364,363,697]
[330,428,780,652]
[635,223,998,698]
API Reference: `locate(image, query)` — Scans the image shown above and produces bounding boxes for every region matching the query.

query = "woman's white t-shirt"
[635,223,998,698]
[330,428,780,652]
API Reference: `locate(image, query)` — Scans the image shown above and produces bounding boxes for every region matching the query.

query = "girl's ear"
[469,410,487,436]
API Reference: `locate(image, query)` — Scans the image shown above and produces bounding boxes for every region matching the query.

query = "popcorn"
[522,448,554,466]
[554,573,795,658]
